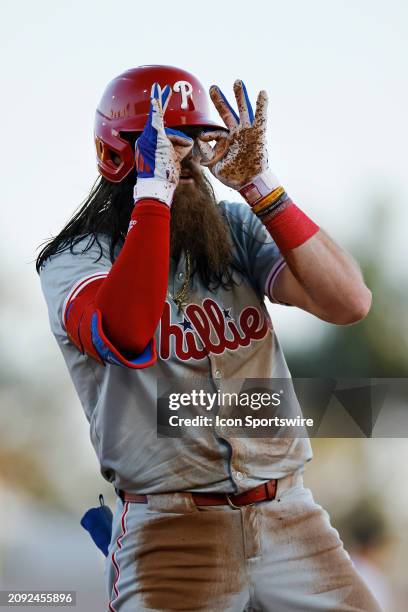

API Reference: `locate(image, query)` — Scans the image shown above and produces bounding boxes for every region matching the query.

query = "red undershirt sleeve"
[63,199,170,368]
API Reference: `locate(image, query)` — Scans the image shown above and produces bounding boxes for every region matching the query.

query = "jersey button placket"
[210,356,224,437]
[209,352,222,382]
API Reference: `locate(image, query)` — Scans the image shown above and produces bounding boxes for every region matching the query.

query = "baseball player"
[37,65,381,611]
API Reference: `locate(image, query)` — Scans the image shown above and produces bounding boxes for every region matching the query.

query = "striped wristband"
[239,171,319,254]
[239,170,281,207]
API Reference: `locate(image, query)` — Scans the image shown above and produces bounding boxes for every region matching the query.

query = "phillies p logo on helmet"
[173,80,193,110]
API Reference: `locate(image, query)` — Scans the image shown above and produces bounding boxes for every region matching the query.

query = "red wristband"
[263,202,319,254]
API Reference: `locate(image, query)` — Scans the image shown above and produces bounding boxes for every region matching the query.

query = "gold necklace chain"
[170,250,192,314]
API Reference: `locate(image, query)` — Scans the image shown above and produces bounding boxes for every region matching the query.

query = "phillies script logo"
[159,298,270,361]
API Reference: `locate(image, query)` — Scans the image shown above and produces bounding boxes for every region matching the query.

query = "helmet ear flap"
[95,137,122,167]
[95,137,109,163]
[94,115,135,182]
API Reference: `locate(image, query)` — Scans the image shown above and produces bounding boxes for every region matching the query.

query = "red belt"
[119,479,277,508]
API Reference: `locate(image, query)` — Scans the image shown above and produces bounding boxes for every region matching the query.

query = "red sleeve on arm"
[64,198,170,366]
[95,199,170,354]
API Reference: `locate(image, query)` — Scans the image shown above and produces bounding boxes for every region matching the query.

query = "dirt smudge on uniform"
[136,509,245,610]
[262,496,335,558]
[252,496,381,609]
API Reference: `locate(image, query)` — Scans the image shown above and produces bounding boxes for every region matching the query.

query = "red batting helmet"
[95,65,225,183]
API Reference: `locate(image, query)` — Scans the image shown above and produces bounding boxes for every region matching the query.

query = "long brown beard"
[170,159,234,287]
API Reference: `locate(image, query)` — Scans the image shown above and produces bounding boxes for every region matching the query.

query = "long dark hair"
[35,171,247,291]
[36,171,135,274]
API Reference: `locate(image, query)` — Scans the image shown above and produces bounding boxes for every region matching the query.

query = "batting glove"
[134,83,194,207]
[195,80,281,202]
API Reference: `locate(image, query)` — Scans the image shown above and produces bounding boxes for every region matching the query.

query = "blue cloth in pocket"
[80,494,113,557]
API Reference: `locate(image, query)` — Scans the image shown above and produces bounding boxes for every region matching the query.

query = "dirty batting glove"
[134,83,194,207]
[196,79,282,207]
[196,80,320,253]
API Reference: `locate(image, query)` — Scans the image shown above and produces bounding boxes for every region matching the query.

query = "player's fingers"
[167,130,194,162]
[233,79,254,128]
[198,137,230,167]
[139,82,160,136]
[209,85,239,130]
[161,84,172,115]
[150,82,161,109]
[166,135,194,150]
[169,143,194,162]
[254,89,268,131]
[191,139,207,163]
[166,134,194,154]
[197,130,230,166]
[193,139,214,165]
[150,83,169,122]
[198,129,229,142]
[165,127,194,146]
[150,97,165,133]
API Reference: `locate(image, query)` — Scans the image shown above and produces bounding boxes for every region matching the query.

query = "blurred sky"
[1,0,407,352]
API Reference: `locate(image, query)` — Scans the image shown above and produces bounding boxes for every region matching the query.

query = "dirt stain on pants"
[105,483,382,612]
[137,509,246,610]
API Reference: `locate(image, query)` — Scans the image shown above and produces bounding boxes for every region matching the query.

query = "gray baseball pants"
[105,473,382,611]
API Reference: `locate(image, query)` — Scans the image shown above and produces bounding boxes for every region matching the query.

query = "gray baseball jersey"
[40,200,312,495]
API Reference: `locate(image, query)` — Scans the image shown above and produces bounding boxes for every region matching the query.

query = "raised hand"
[134,83,194,206]
[195,80,277,193]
